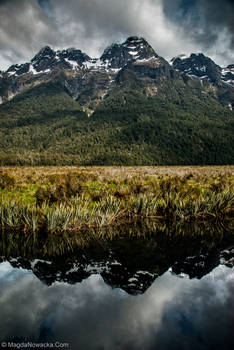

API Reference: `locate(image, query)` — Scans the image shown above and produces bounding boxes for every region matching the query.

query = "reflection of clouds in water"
[0,262,58,341]
[154,268,234,350]
[0,263,233,350]
[0,261,33,282]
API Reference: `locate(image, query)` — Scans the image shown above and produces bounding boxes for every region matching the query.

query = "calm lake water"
[0,222,233,350]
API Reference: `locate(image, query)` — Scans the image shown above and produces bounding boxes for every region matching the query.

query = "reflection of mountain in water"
[171,248,234,279]
[0,222,233,294]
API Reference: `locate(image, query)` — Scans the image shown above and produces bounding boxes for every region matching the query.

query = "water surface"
[0,222,233,349]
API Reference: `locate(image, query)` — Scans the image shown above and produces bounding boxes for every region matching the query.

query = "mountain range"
[0,36,233,165]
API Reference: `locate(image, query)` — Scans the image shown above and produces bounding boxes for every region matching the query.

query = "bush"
[36,175,83,205]
[0,172,16,189]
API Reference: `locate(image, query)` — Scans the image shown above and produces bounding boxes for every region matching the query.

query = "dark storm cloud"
[163,0,234,65]
[0,0,56,68]
[37,0,53,17]
[50,0,143,56]
[0,0,188,69]
[198,0,234,48]
[0,0,233,70]
[49,0,200,62]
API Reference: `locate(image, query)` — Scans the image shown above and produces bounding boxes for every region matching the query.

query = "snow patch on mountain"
[28,64,51,75]
[171,54,188,63]
[171,53,234,87]
[221,65,234,86]
[64,58,80,70]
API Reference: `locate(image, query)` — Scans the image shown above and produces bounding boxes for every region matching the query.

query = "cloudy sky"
[0,0,233,70]
[1,262,234,349]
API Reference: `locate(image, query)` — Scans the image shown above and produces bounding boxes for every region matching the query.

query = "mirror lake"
[0,221,233,350]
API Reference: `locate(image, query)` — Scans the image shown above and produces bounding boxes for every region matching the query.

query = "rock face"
[221,64,234,86]
[171,53,222,85]
[5,46,91,77]
[31,46,58,72]
[171,53,234,87]
[100,36,158,69]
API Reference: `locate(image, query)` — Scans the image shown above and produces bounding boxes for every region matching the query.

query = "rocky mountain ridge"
[2,37,233,84]
[171,53,234,88]
[0,37,169,111]
[1,36,233,110]
[3,36,160,76]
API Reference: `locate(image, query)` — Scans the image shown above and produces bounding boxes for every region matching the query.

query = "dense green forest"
[0,75,233,165]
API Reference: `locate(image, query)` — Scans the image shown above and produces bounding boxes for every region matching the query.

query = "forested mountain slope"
[0,37,233,165]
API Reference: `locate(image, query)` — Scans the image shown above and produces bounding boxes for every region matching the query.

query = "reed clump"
[0,166,233,234]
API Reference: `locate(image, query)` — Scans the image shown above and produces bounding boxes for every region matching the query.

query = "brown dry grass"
[1,165,233,185]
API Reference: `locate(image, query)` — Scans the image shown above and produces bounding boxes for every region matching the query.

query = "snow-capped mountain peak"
[4,46,92,77]
[100,36,159,69]
[1,37,233,107]
[171,52,225,85]
[3,37,159,77]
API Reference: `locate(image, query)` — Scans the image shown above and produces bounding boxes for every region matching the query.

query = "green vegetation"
[0,166,233,234]
[0,76,233,165]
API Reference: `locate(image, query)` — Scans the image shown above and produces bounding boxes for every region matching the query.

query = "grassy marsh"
[0,166,233,234]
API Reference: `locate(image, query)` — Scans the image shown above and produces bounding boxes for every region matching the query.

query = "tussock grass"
[0,166,233,234]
